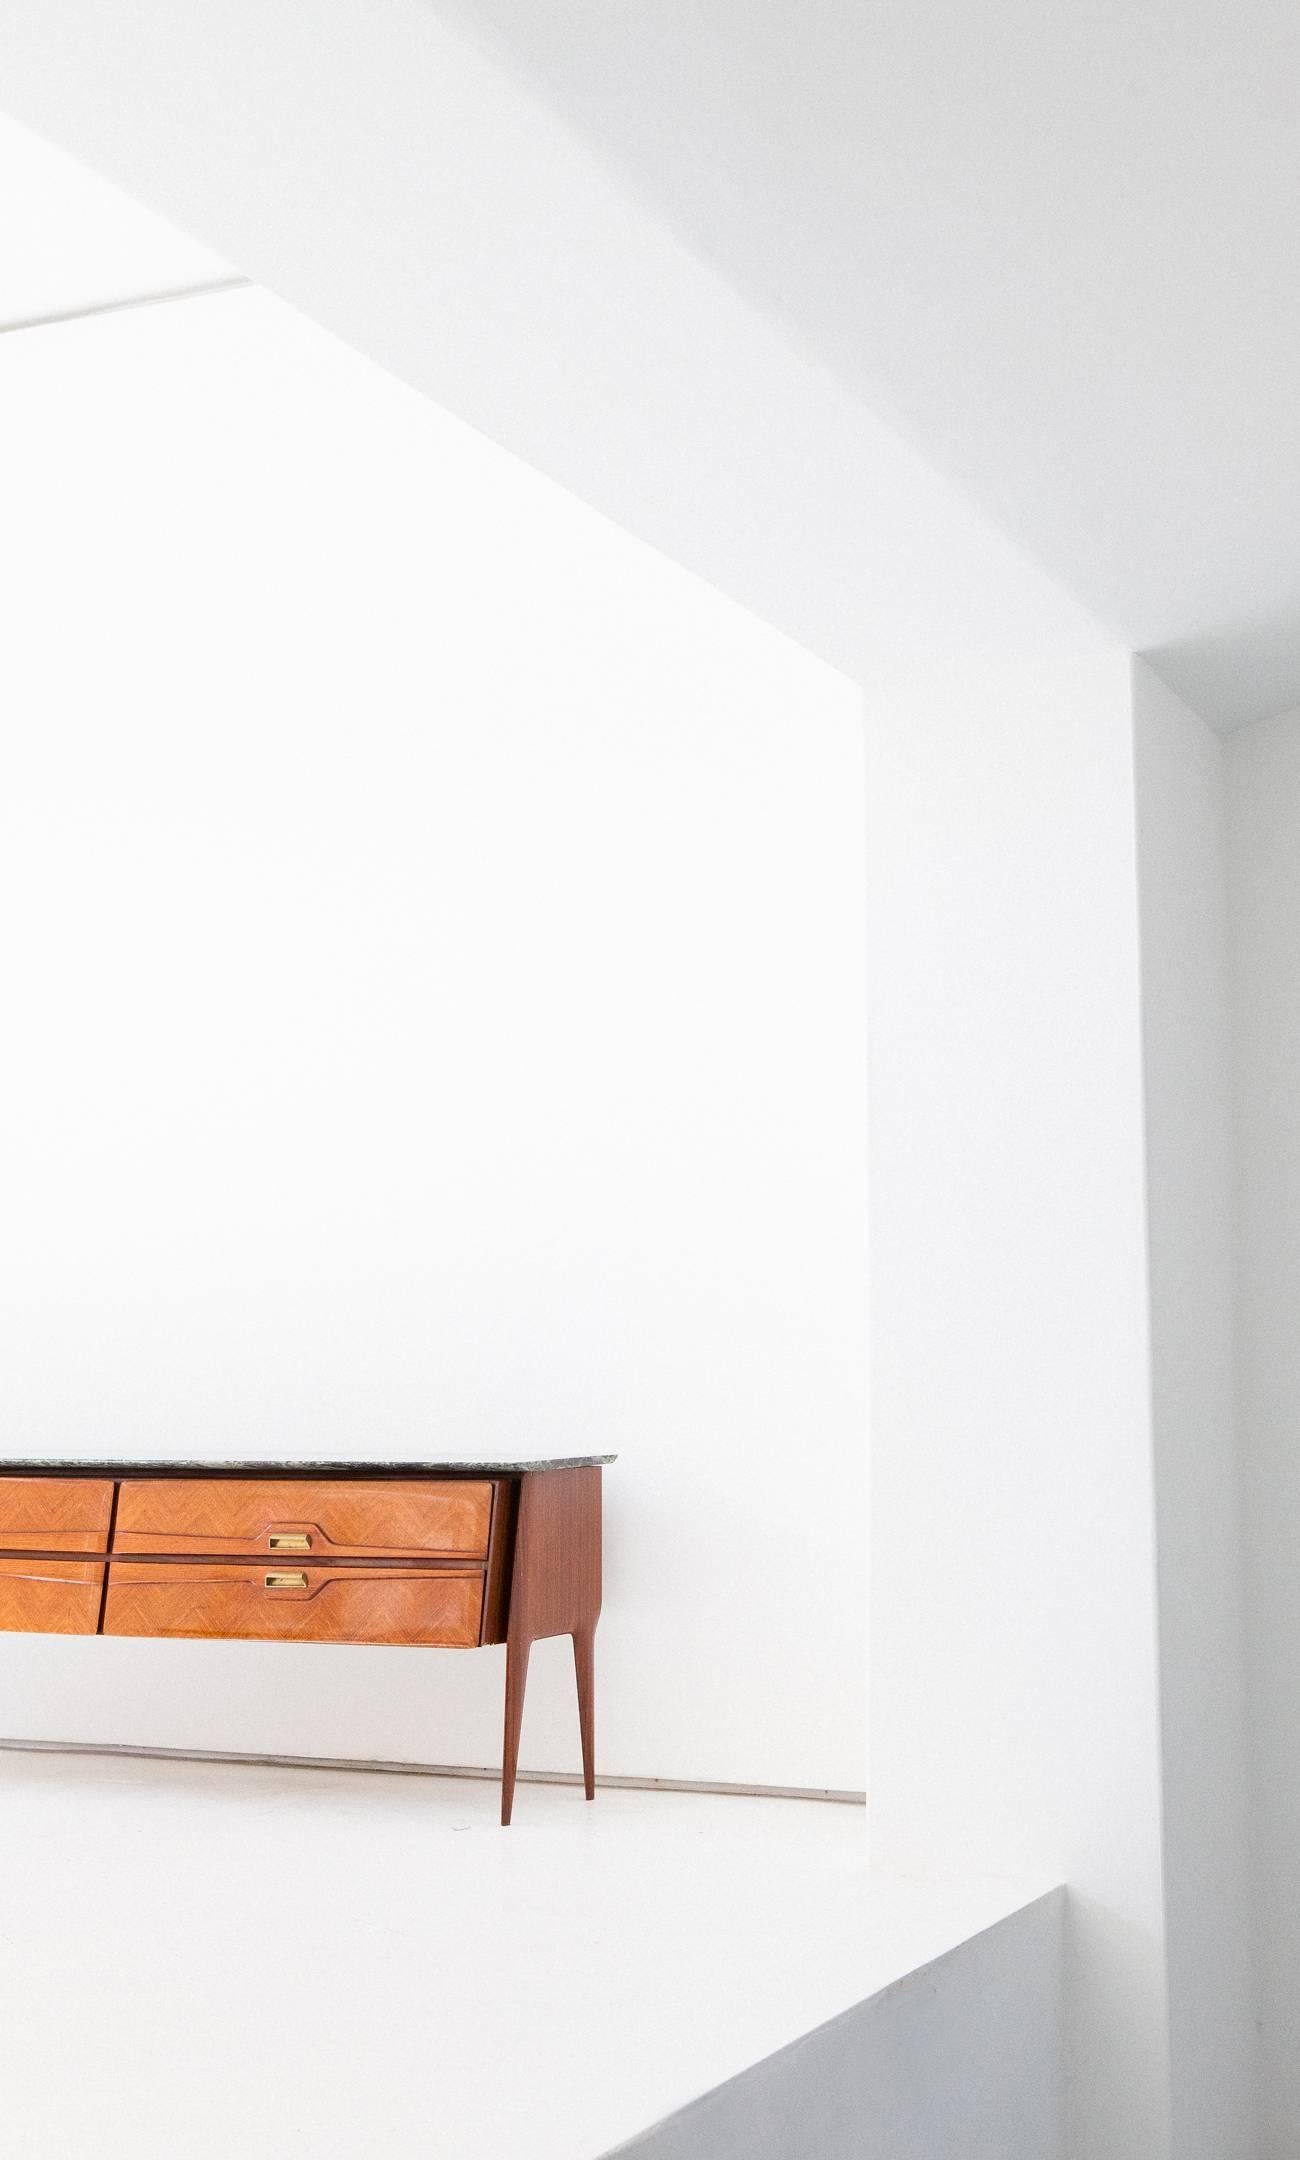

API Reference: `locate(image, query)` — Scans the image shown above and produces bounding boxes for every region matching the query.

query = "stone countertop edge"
[0,1456,617,1476]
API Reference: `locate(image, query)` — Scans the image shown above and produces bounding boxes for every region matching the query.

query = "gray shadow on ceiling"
[1147,612,1300,736]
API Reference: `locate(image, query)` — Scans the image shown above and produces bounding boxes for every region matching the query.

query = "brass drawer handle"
[269,1533,311,1553]
[264,1572,308,1591]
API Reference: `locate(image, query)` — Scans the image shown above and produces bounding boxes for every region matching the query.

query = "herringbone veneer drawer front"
[0,1558,105,1633]
[102,1562,485,1646]
[0,1476,115,1554]
[112,1479,493,1560]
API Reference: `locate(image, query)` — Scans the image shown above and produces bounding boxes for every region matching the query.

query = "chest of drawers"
[0,1455,610,1824]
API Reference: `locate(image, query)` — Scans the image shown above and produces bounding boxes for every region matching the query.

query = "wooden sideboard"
[0,1456,611,1824]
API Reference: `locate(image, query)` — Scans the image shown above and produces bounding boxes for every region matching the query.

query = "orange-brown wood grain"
[112,1479,493,1561]
[102,1562,485,1646]
[0,1557,105,1634]
[0,1477,115,1554]
[0,1463,606,1824]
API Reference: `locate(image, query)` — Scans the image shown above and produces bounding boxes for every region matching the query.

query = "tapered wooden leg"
[501,1635,531,1826]
[573,1625,596,1801]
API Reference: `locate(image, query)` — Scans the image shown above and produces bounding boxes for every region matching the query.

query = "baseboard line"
[0,275,253,339]
[0,1736,865,1806]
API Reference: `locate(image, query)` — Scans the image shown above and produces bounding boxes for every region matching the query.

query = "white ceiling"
[0,0,1109,717]
[420,0,1300,729]
[1,6,1296,726]
[0,112,232,328]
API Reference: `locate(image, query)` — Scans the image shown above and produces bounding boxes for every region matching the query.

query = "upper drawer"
[0,1476,115,1554]
[112,1478,494,1560]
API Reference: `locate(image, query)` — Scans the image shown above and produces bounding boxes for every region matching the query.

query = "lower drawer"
[102,1563,484,1647]
[0,1558,105,1635]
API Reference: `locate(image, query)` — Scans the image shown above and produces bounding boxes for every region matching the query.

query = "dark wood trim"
[479,1477,518,1646]
[95,1484,121,1634]
[0,1548,489,1573]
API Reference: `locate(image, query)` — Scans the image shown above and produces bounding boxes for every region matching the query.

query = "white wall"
[1228,705,1300,2160]
[0,285,869,1794]
[0,108,229,327]
[0,28,1179,2152]
[863,641,1170,2160]
[1133,662,1256,2160]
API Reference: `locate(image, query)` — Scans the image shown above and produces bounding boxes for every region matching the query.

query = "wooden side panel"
[112,1479,493,1560]
[507,1467,603,1647]
[501,1467,603,1824]
[103,1563,484,1646]
[0,1477,115,1554]
[0,1558,105,1634]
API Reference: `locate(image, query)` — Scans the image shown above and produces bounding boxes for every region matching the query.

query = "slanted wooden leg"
[502,1634,531,1827]
[573,1625,596,1801]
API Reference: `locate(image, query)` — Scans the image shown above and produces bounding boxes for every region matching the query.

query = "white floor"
[0,1749,1047,2159]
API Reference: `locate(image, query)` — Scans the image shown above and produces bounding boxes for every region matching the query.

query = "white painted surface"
[620,1892,1063,2160]
[1227,707,1300,2160]
[424,0,1300,734]
[1133,662,1256,2160]
[7,1,1300,723]
[0,26,1182,2145]
[0,109,230,326]
[0,286,868,1792]
[0,0,1121,707]
[864,642,1171,2160]
[0,1748,1055,2160]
